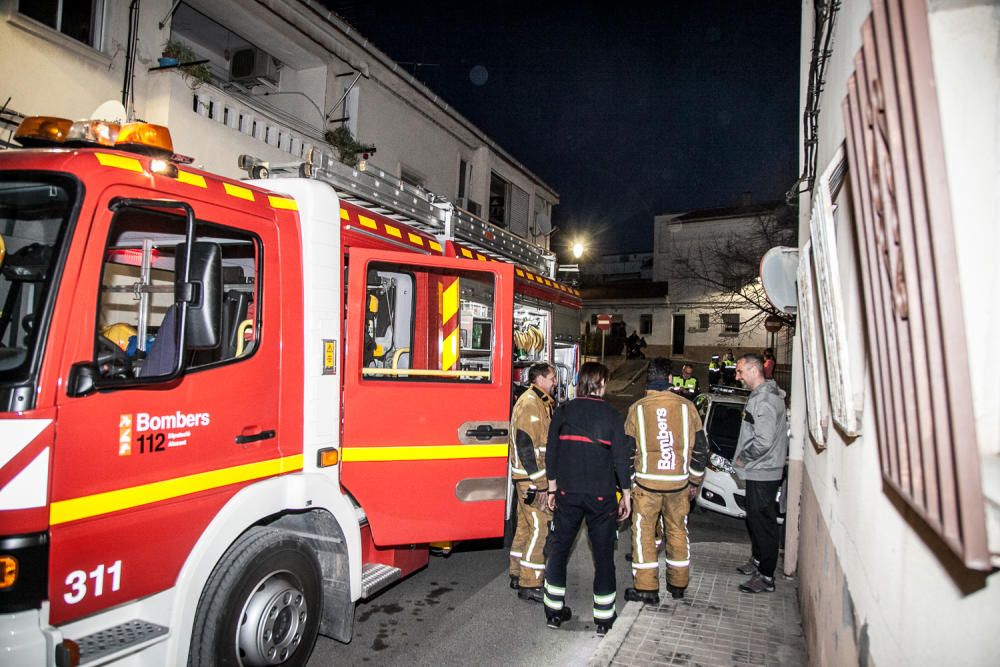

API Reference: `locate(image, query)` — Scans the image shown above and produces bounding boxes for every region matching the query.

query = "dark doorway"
[672,314,685,355]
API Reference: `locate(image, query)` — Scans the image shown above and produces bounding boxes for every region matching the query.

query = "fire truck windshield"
[0,175,75,387]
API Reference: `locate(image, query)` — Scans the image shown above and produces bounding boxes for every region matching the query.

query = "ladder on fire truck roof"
[246,152,556,278]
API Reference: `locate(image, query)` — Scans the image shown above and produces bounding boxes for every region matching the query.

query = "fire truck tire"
[188,526,322,667]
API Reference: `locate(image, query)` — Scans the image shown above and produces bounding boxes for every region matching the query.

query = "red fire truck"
[0,116,581,666]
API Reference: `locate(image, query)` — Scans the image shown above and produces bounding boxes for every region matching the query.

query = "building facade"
[0,0,558,250]
[788,1,999,665]
[653,201,791,360]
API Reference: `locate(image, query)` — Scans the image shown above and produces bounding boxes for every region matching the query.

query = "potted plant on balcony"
[160,40,213,89]
[324,126,376,168]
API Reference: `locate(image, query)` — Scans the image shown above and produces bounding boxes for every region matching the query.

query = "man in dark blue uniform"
[543,362,633,635]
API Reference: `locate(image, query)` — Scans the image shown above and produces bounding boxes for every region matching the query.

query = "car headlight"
[708,453,736,474]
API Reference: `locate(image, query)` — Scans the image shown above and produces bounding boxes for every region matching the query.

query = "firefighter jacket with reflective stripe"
[545,397,632,496]
[625,390,708,492]
[510,386,554,486]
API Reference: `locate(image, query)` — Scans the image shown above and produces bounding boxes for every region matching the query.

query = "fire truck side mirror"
[177,242,222,350]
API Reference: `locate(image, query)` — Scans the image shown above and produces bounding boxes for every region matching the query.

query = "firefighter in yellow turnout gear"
[509,363,557,600]
[624,358,709,605]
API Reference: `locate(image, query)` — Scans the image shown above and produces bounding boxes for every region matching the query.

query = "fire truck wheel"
[188,527,322,667]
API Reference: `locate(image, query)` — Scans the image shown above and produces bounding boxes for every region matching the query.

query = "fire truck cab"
[0,116,580,665]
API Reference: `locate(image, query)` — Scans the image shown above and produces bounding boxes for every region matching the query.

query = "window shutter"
[842,0,988,570]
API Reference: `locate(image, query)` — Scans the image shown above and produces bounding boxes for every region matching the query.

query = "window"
[95,206,261,382]
[722,314,740,334]
[698,313,710,329]
[192,94,200,114]
[458,159,468,202]
[223,107,230,126]
[400,166,424,189]
[238,113,245,133]
[489,172,510,228]
[0,175,76,385]
[639,314,653,335]
[207,100,215,120]
[19,0,104,48]
[361,262,495,383]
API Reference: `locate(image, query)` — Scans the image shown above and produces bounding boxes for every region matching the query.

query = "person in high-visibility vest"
[670,364,700,401]
[624,358,709,604]
[708,354,722,386]
[721,349,737,385]
[508,363,557,600]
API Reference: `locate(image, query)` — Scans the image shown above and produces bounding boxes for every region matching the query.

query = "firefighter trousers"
[543,491,618,623]
[509,483,550,587]
[631,484,691,591]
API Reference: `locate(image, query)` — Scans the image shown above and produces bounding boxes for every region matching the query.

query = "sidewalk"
[591,542,808,666]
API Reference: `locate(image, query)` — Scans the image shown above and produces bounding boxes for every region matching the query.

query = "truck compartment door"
[342,248,514,545]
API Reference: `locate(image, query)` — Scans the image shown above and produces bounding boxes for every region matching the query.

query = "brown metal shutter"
[841,0,988,569]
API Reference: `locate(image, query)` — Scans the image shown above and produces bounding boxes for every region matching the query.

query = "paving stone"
[600,542,808,667]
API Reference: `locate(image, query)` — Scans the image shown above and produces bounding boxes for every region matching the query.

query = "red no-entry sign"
[596,314,612,332]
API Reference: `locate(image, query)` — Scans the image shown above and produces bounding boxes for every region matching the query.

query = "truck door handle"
[465,424,508,441]
[235,429,276,445]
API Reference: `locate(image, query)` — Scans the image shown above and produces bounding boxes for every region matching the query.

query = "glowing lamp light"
[572,241,585,259]
[66,119,121,146]
[13,116,74,146]
[116,122,174,155]
[106,247,161,267]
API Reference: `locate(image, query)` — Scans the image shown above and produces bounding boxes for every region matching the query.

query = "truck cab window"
[362,262,495,382]
[96,208,261,380]
[0,176,75,386]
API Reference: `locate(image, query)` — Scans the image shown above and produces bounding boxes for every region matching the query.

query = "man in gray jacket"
[733,353,788,593]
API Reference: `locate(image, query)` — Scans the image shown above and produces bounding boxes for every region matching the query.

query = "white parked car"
[694,386,751,519]
[694,385,787,523]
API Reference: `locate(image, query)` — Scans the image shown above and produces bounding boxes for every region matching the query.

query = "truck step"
[75,619,169,665]
[361,563,402,598]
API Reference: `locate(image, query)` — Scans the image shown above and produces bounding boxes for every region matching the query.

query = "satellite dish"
[759,246,799,313]
[90,100,127,124]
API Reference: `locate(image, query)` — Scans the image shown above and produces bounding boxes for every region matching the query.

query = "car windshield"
[706,401,744,460]
[0,175,76,384]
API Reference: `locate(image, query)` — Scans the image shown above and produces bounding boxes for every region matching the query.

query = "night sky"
[325,1,801,257]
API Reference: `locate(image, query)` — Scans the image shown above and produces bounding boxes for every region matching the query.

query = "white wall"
[356,78,470,198]
[1,0,557,259]
[0,0,171,120]
[792,2,1000,666]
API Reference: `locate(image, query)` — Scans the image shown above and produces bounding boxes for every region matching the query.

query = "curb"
[587,600,642,667]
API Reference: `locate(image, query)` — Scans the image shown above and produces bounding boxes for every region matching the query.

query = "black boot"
[595,613,617,636]
[509,575,520,590]
[667,584,685,599]
[517,586,544,603]
[624,587,660,605]
[546,606,572,629]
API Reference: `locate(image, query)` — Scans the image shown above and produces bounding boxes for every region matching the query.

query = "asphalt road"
[307,367,750,666]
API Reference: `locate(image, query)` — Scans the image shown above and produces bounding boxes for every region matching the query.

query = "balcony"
[143,66,330,180]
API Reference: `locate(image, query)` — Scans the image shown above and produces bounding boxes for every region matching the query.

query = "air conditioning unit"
[230,47,279,87]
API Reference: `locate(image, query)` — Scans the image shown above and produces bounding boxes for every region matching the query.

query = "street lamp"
[572,241,585,259]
